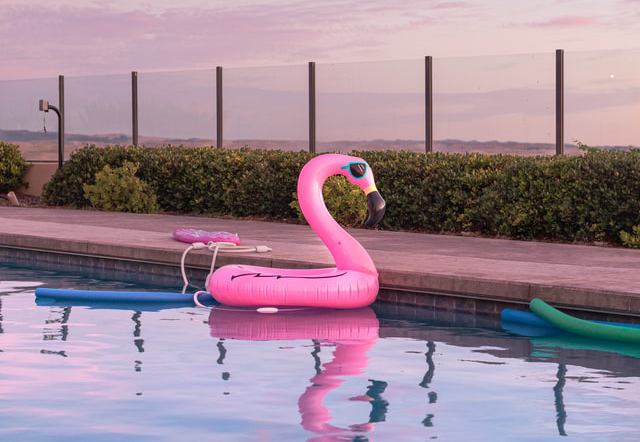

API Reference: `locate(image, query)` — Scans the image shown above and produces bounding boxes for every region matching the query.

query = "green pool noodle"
[529,298,640,345]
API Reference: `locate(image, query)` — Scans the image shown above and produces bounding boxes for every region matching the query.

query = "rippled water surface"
[1,263,639,441]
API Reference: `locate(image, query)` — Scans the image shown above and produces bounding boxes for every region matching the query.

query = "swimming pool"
[1,262,639,441]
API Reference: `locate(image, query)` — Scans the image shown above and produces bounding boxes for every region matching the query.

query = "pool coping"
[2,228,639,318]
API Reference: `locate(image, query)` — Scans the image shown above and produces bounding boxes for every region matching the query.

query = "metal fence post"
[131,71,138,146]
[308,61,316,154]
[556,49,564,155]
[216,66,223,148]
[425,56,433,153]
[58,75,65,169]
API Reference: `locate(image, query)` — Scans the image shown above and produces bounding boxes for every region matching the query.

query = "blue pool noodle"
[501,308,640,332]
[35,288,197,303]
[35,297,195,311]
[501,308,557,329]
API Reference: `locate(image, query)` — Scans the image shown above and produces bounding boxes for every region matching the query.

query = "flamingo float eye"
[341,162,368,179]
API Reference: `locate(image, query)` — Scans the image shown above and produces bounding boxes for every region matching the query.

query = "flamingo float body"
[207,154,385,309]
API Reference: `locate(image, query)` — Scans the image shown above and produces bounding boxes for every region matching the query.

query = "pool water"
[1,263,639,441]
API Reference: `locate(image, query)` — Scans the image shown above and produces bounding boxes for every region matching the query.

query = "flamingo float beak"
[364,190,386,227]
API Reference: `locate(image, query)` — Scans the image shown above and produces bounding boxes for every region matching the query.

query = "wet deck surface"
[1,207,639,315]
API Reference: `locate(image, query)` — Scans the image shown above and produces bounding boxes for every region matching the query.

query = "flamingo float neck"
[297,154,377,276]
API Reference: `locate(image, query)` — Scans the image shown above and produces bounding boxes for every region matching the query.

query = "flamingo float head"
[338,157,386,227]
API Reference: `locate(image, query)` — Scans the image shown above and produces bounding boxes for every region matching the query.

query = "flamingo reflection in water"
[208,307,384,441]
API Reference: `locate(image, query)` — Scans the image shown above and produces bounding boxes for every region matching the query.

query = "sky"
[0,0,639,147]
[1,0,639,79]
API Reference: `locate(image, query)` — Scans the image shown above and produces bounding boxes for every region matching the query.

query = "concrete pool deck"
[1,206,640,316]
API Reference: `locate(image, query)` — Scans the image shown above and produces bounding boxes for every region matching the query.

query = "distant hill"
[0,129,130,143]
[2,129,636,161]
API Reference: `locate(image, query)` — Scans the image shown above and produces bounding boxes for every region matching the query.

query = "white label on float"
[257,307,279,314]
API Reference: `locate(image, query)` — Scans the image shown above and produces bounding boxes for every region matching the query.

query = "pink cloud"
[0,1,636,81]
[432,2,471,9]
[0,4,326,78]
[0,0,480,79]
[0,2,410,78]
[526,15,598,28]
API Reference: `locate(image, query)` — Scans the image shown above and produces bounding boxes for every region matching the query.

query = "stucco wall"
[20,162,57,197]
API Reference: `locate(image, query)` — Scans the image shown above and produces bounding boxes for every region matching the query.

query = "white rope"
[204,243,220,288]
[193,290,209,308]
[181,241,295,314]
[180,241,272,293]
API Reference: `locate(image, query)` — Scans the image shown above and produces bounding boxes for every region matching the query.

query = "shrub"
[291,176,368,227]
[0,142,29,193]
[43,145,143,206]
[44,145,640,246]
[620,226,640,248]
[83,161,158,213]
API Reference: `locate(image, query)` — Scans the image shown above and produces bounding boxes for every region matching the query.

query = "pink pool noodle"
[172,228,240,245]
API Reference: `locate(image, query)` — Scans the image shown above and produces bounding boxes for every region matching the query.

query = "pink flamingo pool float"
[208,154,386,309]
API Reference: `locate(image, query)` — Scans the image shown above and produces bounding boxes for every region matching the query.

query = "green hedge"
[0,142,28,193]
[43,146,312,218]
[42,145,640,245]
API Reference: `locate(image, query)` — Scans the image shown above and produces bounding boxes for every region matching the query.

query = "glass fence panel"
[138,69,216,147]
[0,77,58,161]
[434,52,555,155]
[65,73,131,157]
[225,64,308,151]
[566,48,640,150]
[2,50,636,161]
[316,59,424,153]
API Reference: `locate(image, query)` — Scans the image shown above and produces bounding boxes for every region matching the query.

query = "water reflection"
[216,339,227,364]
[419,342,437,427]
[40,349,67,358]
[216,338,230,381]
[208,307,382,441]
[311,339,322,375]
[132,311,144,353]
[43,306,71,341]
[500,319,640,373]
[131,311,144,378]
[419,342,436,389]
[0,296,4,335]
[554,364,568,437]
[361,380,389,424]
